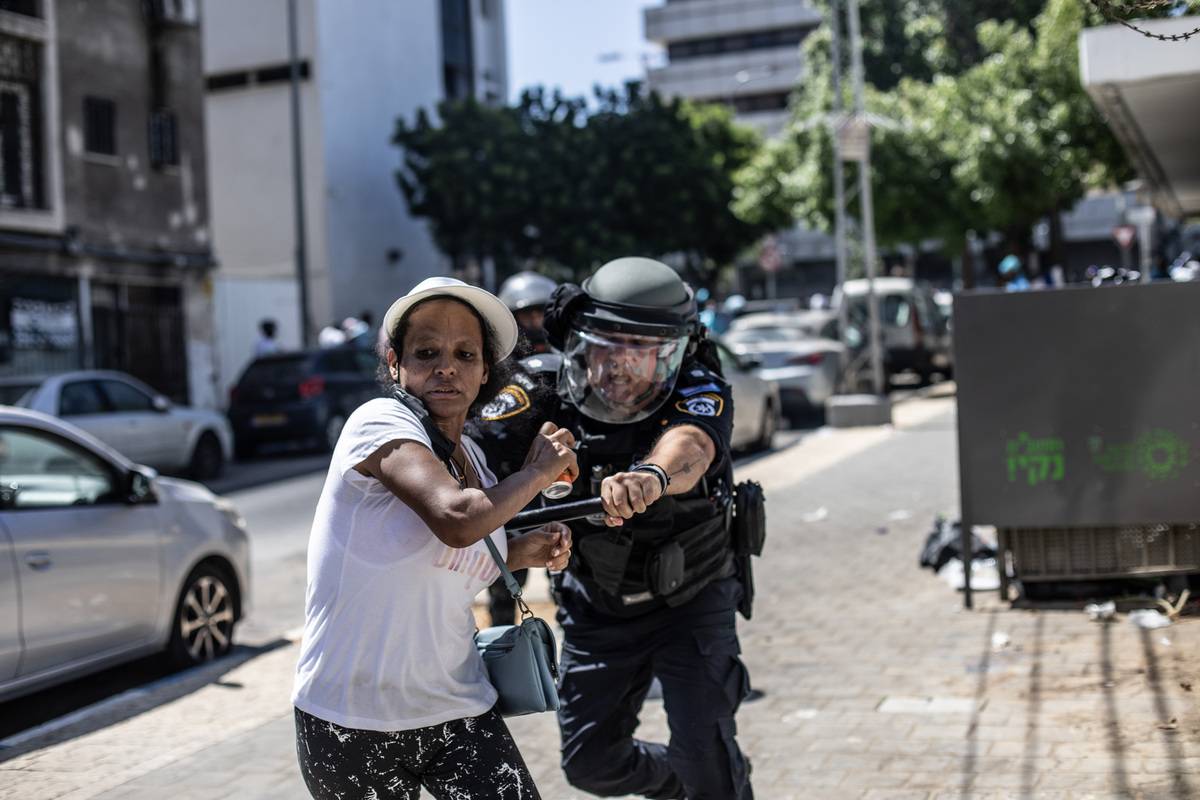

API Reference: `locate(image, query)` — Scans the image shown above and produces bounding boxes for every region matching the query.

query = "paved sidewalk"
[2,392,1198,799]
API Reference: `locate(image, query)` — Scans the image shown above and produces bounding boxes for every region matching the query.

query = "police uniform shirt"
[473,358,735,619]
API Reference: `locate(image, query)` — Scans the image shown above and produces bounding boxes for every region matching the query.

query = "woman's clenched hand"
[506,522,572,571]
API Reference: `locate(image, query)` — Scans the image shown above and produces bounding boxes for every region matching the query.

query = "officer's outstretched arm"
[599,424,715,525]
[646,424,716,494]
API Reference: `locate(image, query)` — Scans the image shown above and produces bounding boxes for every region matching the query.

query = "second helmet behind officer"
[498,270,557,354]
[475,257,754,800]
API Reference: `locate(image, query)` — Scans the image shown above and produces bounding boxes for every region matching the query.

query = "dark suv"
[228,348,381,459]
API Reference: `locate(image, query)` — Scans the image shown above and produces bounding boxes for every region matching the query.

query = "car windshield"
[0,383,40,407]
[725,326,808,344]
[238,356,311,386]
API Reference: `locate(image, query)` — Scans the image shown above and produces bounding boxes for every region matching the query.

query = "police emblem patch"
[481,385,531,421]
[676,392,724,417]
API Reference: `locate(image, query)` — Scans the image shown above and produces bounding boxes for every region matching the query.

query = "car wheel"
[323,413,346,452]
[754,399,778,451]
[189,432,225,480]
[167,563,238,668]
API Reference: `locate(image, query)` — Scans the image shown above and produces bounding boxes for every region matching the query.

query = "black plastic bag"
[919,516,995,572]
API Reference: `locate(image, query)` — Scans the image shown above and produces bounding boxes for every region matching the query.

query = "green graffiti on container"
[1089,429,1191,481]
[1006,432,1065,486]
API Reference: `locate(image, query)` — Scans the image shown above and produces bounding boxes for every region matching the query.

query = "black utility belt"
[576,515,731,607]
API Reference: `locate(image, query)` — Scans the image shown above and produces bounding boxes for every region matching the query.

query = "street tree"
[737,0,1130,282]
[393,83,767,286]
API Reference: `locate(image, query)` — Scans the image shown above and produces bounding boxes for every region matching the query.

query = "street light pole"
[287,0,312,348]
[847,0,885,397]
[829,0,850,364]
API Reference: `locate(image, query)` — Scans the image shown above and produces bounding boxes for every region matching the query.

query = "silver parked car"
[0,406,250,702]
[712,340,781,452]
[0,370,233,480]
[723,312,845,415]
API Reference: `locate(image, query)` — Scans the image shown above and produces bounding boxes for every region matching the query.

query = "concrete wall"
[57,0,209,255]
[644,0,816,138]
[315,0,508,326]
[313,0,445,330]
[202,0,317,71]
[204,0,509,398]
[645,0,821,42]
[203,0,330,398]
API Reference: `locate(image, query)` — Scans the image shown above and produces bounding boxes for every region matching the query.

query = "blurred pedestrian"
[317,320,346,348]
[341,315,372,349]
[292,277,578,800]
[255,318,280,356]
[999,254,1030,292]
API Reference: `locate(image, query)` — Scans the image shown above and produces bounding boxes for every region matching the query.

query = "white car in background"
[711,341,781,452]
[833,277,953,383]
[0,371,233,480]
[723,312,845,416]
[0,407,250,702]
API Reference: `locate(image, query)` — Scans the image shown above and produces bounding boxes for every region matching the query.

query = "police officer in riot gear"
[480,271,561,625]
[476,257,753,799]
[498,270,558,354]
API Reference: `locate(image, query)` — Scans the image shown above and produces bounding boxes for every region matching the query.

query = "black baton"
[508,498,606,531]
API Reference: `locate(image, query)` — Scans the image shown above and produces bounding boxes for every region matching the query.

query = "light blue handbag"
[475,536,560,716]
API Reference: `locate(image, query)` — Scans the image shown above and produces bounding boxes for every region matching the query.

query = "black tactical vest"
[541,393,736,618]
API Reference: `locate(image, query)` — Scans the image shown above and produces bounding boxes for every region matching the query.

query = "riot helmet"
[498,271,557,352]
[548,257,699,424]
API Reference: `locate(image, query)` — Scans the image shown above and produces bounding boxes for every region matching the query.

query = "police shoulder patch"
[675,392,724,417]
[679,382,721,398]
[481,384,531,421]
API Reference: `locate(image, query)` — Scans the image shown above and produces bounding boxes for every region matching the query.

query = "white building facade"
[644,0,820,137]
[202,0,507,404]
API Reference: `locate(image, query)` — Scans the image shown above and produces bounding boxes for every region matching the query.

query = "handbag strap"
[433,425,534,621]
[482,535,532,620]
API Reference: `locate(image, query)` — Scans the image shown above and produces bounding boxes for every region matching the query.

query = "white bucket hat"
[381,277,519,361]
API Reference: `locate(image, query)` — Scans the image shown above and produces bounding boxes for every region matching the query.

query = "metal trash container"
[953,283,1200,598]
[1002,524,1200,583]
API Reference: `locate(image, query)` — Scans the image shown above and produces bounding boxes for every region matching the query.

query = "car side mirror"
[126,465,158,504]
[152,395,171,413]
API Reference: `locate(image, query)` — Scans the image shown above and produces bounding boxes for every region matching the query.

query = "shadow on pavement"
[0,638,290,763]
[1140,628,1193,797]
[960,609,997,798]
[1100,621,1134,796]
[1020,614,1044,798]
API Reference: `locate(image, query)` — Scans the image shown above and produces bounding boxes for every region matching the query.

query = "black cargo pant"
[556,577,753,799]
[295,706,540,799]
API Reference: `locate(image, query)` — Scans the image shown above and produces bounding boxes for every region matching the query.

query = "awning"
[1080,17,1200,218]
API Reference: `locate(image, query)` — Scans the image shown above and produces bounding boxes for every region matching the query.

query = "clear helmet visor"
[560,328,688,423]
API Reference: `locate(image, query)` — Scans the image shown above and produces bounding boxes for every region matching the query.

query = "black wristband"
[631,462,670,495]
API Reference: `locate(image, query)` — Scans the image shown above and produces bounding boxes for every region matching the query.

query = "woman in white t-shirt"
[293,277,578,800]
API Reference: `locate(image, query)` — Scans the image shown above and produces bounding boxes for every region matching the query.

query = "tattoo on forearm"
[670,460,699,478]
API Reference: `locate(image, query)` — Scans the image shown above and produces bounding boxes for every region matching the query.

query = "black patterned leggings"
[294,707,541,800]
